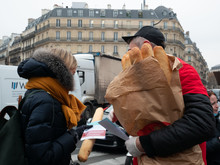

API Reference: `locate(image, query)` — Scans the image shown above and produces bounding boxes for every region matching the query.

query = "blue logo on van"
[11,82,26,90]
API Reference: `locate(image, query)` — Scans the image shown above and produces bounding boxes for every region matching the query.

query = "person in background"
[206,90,220,165]
[109,26,215,164]
[17,48,92,165]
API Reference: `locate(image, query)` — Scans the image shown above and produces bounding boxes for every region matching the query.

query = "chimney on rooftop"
[41,9,50,15]
[142,0,148,10]
[28,18,35,24]
[186,31,190,38]
[122,4,126,9]
[107,4,111,9]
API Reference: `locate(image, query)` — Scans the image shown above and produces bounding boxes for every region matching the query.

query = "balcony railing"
[10,56,20,64]
[39,23,142,30]
[34,37,125,46]
[157,26,184,36]
[22,44,35,52]
[36,24,50,33]
[9,47,21,56]
[166,39,185,49]
[22,31,35,41]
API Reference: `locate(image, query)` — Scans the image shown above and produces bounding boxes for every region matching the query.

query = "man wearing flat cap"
[113,26,215,164]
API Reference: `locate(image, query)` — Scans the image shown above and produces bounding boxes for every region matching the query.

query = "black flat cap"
[122,26,165,48]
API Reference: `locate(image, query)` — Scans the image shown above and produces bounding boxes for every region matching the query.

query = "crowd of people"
[15,26,218,165]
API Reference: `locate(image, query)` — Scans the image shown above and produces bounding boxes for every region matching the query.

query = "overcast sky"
[1,0,220,69]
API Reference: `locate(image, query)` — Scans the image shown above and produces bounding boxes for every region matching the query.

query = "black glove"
[69,125,93,142]
[76,125,93,139]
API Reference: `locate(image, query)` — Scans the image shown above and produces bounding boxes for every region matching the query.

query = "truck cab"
[73,53,122,124]
[74,54,95,104]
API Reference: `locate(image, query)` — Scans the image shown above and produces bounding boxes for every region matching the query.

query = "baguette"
[77,107,104,162]
[153,46,172,84]
[121,53,131,70]
[128,47,142,65]
[141,42,154,59]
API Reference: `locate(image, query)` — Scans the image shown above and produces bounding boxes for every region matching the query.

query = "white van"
[0,65,27,110]
[0,65,82,110]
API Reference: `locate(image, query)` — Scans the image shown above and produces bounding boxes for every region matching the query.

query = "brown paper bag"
[105,55,203,165]
[138,144,204,165]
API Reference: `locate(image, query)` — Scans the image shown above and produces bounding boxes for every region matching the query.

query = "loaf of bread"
[121,53,131,70]
[153,46,172,84]
[141,42,154,59]
[77,107,104,162]
[128,47,142,65]
[121,44,171,85]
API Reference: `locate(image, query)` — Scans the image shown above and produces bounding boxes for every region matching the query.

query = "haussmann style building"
[0,1,209,86]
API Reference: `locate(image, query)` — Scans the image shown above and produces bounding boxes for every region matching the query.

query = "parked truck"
[74,53,122,124]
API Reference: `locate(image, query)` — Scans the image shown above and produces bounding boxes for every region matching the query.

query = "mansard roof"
[25,5,176,31]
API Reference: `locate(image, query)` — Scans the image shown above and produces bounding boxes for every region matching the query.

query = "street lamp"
[153,11,176,26]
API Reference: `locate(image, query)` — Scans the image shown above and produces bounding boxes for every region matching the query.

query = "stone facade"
[0,4,208,85]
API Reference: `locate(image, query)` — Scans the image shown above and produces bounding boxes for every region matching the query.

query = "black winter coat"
[18,51,77,165]
[206,113,220,165]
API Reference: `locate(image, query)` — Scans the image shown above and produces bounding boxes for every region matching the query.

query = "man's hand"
[125,136,145,157]
[69,125,93,142]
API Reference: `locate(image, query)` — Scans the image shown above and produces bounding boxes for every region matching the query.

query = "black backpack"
[0,90,42,165]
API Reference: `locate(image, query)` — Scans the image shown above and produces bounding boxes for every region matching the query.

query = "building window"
[78,20,82,27]
[57,9,62,16]
[164,33,168,41]
[56,19,60,27]
[138,11,143,18]
[114,32,118,41]
[174,47,176,54]
[100,10,105,17]
[89,10,94,17]
[187,47,191,53]
[173,34,176,41]
[113,46,118,54]
[67,10,72,16]
[188,56,191,62]
[67,19,71,27]
[67,31,71,40]
[89,20,93,28]
[78,10,83,17]
[126,11,131,17]
[78,32,82,41]
[101,45,105,53]
[164,22,168,29]
[173,22,176,30]
[101,32,105,41]
[56,31,60,40]
[139,21,143,28]
[113,10,118,17]
[89,32,93,41]
[151,21,154,26]
[114,20,118,28]
[89,45,93,52]
[101,20,105,28]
